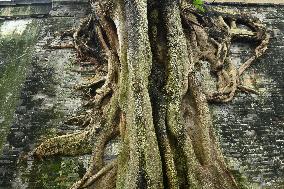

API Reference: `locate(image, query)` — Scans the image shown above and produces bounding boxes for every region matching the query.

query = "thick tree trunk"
[33,0,269,188]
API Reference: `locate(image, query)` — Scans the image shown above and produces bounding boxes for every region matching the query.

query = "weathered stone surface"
[0,3,91,188]
[52,0,88,2]
[211,5,284,188]
[0,4,52,18]
[0,18,41,155]
[0,0,51,6]
[50,2,91,17]
[0,0,91,18]
[206,0,284,5]
[0,2,283,189]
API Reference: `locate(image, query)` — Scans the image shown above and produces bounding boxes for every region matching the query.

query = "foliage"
[193,0,205,12]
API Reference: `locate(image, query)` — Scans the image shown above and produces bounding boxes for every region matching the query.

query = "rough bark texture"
[32,0,269,188]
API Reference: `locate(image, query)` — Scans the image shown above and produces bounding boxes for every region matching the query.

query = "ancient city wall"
[0,1,283,188]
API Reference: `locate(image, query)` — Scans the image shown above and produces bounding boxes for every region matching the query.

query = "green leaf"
[193,0,205,12]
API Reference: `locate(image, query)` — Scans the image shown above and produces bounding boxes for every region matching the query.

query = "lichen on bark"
[32,0,269,188]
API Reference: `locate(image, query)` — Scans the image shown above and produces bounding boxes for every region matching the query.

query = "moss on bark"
[32,1,269,188]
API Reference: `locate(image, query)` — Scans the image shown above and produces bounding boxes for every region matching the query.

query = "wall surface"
[0,2,283,189]
[210,4,284,188]
[0,2,92,188]
[0,0,51,6]
[206,0,284,5]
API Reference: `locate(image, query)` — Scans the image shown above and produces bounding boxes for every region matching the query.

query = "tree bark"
[33,0,269,188]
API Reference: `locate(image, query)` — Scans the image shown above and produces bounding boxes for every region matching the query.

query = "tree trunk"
[33,0,269,188]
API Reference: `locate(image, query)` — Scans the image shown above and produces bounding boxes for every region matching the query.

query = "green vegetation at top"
[193,0,205,12]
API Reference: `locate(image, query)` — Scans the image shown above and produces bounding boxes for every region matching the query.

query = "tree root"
[182,7,269,103]
[47,43,75,49]
[83,87,112,108]
[31,2,270,189]
[83,160,117,188]
[65,114,93,128]
[58,29,75,39]
[33,130,92,157]
[71,160,117,189]
[69,93,120,189]
[75,77,106,91]
[238,85,259,95]
[238,31,270,75]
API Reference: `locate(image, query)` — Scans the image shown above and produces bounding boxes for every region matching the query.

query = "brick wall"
[211,5,284,187]
[0,0,51,6]
[206,0,284,5]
